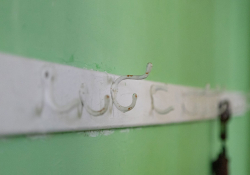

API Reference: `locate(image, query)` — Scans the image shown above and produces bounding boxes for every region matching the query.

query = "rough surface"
[0,0,250,175]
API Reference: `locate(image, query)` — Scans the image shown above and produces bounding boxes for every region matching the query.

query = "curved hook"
[182,103,197,116]
[182,86,207,116]
[150,85,174,115]
[80,84,110,116]
[182,84,213,116]
[39,66,82,116]
[111,63,153,113]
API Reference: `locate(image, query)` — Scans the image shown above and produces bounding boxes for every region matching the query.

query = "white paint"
[86,131,99,137]
[100,130,114,136]
[0,53,248,136]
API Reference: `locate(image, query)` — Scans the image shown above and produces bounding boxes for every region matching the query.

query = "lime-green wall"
[0,0,250,174]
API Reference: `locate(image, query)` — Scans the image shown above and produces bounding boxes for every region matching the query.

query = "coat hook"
[80,84,110,116]
[150,85,174,115]
[38,66,82,116]
[182,84,211,116]
[111,62,153,113]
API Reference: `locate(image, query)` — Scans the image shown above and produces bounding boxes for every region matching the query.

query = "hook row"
[39,63,175,117]
[38,64,228,118]
[39,66,111,117]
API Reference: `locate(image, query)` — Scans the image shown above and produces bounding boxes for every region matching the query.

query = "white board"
[0,53,247,136]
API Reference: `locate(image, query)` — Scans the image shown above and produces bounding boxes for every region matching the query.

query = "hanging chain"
[212,100,231,175]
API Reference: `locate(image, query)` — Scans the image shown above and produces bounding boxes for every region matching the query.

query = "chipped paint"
[77,130,115,137]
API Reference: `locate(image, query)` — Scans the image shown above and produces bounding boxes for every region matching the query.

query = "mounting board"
[0,53,247,136]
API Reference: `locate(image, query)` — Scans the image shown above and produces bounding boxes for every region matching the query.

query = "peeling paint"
[78,130,115,137]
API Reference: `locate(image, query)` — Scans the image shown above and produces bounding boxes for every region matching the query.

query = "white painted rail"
[0,53,247,136]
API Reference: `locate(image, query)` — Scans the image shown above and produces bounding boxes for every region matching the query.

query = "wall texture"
[0,0,250,174]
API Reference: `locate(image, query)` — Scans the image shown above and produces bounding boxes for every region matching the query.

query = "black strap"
[212,100,231,175]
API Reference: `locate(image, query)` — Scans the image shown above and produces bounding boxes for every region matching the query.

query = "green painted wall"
[0,0,250,174]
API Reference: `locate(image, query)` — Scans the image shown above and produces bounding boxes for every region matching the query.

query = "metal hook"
[111,63,153,113]
[80,84,110,116]
[218,100,231,117]
[39,66,82,116]
[150,85,174,115]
